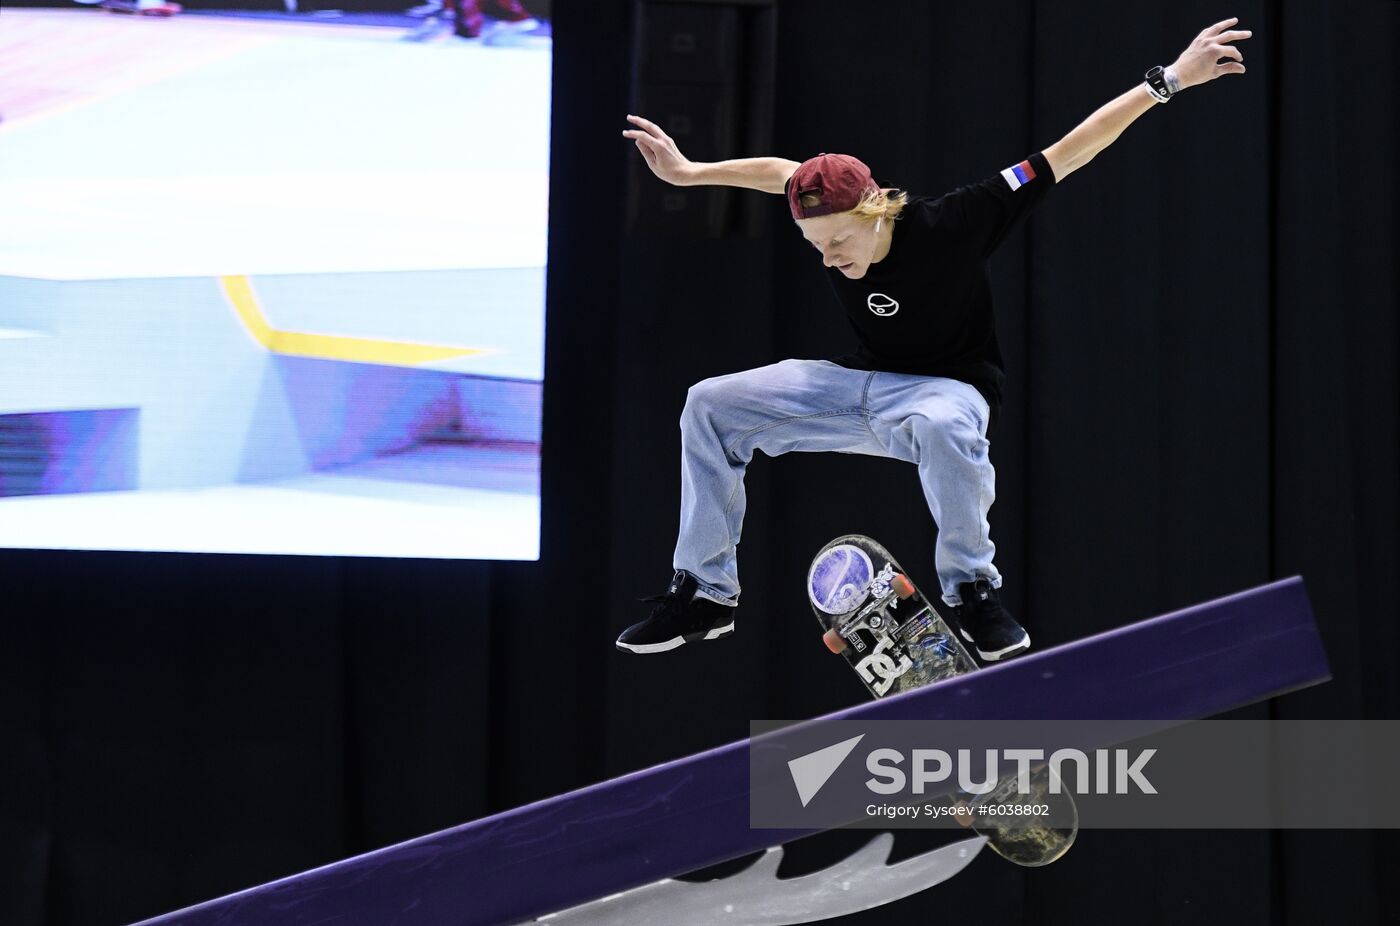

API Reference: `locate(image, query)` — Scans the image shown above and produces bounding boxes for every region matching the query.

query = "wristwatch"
[1144,66,1174,103]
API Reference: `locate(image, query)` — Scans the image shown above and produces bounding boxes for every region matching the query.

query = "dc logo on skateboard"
[856,643,913,696]
[867,293,899,317]
[808,544,875,615]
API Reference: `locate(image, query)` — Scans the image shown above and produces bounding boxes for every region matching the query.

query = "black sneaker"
[953,577,1030,662]
[615,570,735,654]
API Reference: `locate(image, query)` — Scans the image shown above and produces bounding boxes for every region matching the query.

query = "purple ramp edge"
[130,576,1328,926]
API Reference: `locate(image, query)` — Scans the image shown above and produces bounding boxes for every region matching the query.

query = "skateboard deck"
[807,534,1077,867]
[807,534,977,696]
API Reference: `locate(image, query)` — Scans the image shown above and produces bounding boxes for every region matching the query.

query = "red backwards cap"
[786,153,878,220]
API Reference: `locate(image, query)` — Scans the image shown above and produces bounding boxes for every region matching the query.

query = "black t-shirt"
[820,151,1055,426]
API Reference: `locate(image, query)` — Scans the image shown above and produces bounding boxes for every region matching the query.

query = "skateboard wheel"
[822,628,847,654]
[892,574,915,598]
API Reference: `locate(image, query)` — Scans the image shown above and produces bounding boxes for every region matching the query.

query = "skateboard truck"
[823,573,916,654]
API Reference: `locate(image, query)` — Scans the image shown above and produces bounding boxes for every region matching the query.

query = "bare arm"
[685,157,802,194]
[623,114,799,194]
[1042,17,1251,182]
[1042,86,1157,182]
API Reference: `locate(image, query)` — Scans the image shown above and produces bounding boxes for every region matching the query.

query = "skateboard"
[807,534,1077,866]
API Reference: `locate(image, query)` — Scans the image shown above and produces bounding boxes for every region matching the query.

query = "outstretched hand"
[622,114,696,186]
[1169,17,1251,90]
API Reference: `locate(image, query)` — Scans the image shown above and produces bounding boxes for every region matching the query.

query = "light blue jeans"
[674,359,1000,608]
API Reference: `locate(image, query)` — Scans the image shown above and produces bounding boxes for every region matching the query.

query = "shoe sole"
[958,626,1031,662]
[615,620,734,654]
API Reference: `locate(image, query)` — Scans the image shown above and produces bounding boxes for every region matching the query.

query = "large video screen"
[0,5,551,559]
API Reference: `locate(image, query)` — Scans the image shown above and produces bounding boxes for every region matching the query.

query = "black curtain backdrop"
[2,2,1396,924]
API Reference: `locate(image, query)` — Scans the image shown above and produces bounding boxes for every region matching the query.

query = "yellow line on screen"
[219,275,493,367]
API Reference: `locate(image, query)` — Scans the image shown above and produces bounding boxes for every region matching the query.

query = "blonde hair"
[849,187,908,224]
[798,187,908,225]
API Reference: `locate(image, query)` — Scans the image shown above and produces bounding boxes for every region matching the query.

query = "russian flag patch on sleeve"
[1000,159,1037,191]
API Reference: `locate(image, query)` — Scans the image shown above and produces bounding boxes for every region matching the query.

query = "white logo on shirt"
[867,293,899,317]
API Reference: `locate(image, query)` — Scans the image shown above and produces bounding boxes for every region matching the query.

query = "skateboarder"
[616,19,1250,658]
